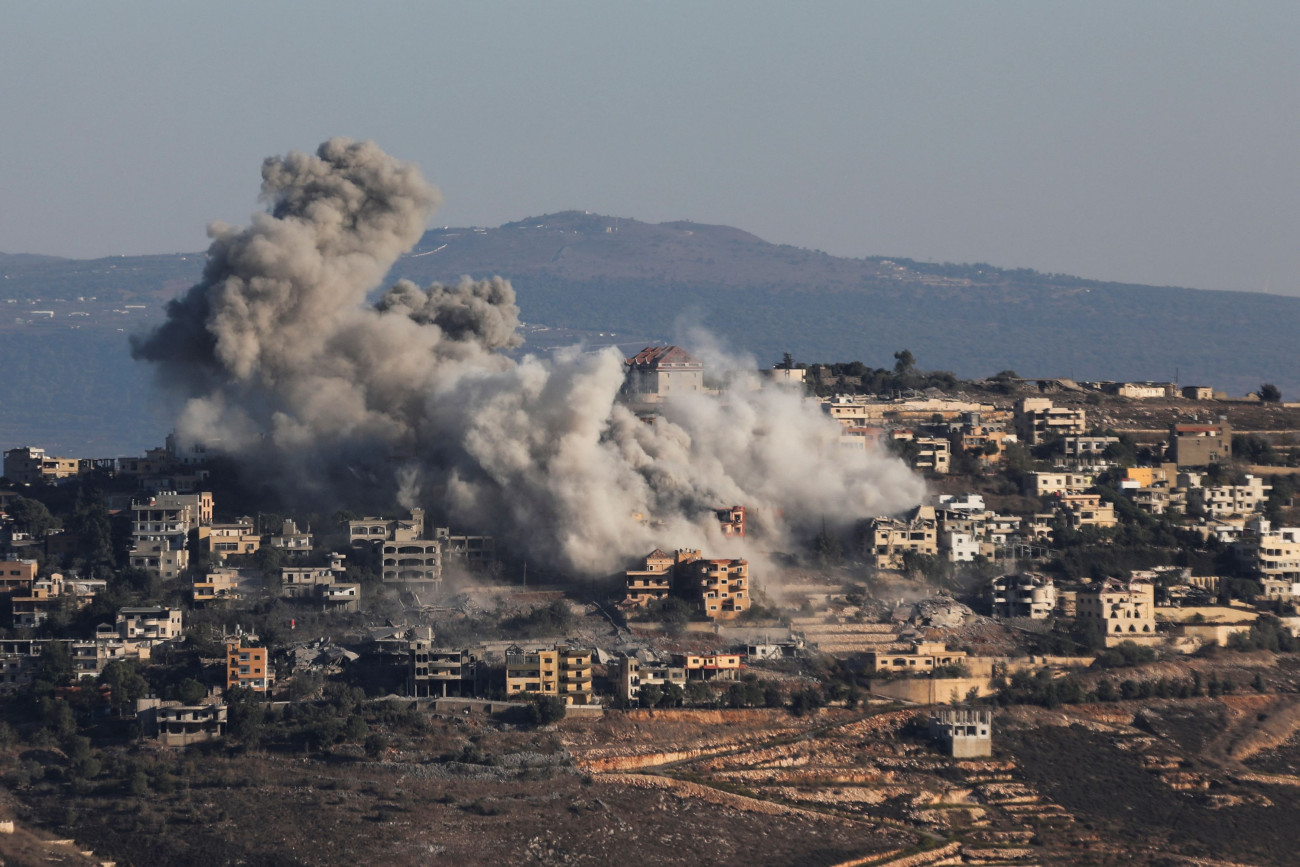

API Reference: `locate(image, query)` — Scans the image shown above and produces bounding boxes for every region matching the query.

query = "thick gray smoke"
[134,138,924,574]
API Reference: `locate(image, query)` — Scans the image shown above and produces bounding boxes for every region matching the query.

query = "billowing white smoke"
[134,138,924,575]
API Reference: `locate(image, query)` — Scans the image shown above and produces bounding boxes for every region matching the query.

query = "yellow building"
[864,640,968,673]
[671,652,743,681]
[505,644,593,705]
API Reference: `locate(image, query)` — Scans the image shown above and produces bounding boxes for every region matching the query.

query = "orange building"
[226,639,271,693]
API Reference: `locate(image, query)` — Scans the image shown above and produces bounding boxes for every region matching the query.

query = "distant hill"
[1,211,1297,454]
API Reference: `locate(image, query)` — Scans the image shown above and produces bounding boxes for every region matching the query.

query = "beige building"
[347,508,425,546]
[130,491,213,578]
[1189,475,1270,518]
[203,518,261,560]
[1029,471,1096,497]
[671,652,743,681]
[616,655,687,702]
[622,548,677,607]
[409,642,474,698]
[1076,579,1158,646]
[116,606,184,642]
[623,345,704,399]
[1169,419,1232,467]
[504,644,594,705]
[1014,398,1086,446]
[1056,493,1118,530]
[2,447,81,485]
[381,539,442,585]
[864,640,969,674]
[677,557,751,620]
[989,573,1057,619]
[869,506,939,570]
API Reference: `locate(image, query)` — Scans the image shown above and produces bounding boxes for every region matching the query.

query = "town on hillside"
[3,347,1300,864]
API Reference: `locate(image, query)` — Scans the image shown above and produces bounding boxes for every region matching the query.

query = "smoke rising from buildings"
[133,138,925,575]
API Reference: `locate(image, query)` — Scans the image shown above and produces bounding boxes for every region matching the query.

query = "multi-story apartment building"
[2,447,81,485]
[226,639,271,692]
[615,655,687,702]
[988,573,1057,619]
[1169,418,1232,467]
[116,606,184,642]
[1056,494,1118,531]
[347,508,425,547]
[504,644,593,705]
[1076,578,1157,646]
[381,539,442,585]
[1013,398,1086,446]
[203,518,260,560]
[676,558,751,621]
[864,640,969,674]
[129,491,213,578]
[1188,475,1271,518]
[1029,472,1096,497]
[868,506,938,570]
[409,642,474,698]
[671,652,743,681]
[622,548,676,608]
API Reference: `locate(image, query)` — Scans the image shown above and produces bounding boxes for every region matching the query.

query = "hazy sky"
[3,2,1299,294]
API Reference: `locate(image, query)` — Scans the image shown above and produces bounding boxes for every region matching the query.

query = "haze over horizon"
[3,3,1300,296]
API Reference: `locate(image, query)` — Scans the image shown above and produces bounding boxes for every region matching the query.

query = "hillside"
[2,211,1299,454]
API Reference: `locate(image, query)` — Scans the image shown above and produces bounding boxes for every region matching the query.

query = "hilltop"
[3,211,1300,453]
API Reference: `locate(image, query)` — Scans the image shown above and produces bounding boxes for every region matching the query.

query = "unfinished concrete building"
[929,708,993,758]
[989,573,1057,619]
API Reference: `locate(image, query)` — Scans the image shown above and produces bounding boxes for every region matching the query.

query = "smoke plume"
[134,138,924,575]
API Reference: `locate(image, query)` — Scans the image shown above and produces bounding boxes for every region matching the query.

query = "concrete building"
[1029,472,1096,497]
[1169,418,1232,467]
[2,447,81,485]
[1239,519,1300,583]
[865,641,969,674]
[116,606,183,642]
[226,639,272,692]
[671,652,743,681]
[869,506,939,570]
[129,491,212,579]
[1182,386,1215,401]
[434,527,497,568]
[268,518,313,552]
[623,345,704,399]
[381,539,442,585]
[1076,578,1158,646]
[504,644,594,705]
[1189,475,1271,518]
[409,642,474,697]
[347,508,425,547]
[929,708,992,758]
[0,559,38,594]
[989,573,1057,619]
[281,554,349,599]
[716,506,747,538]
[1060,436,1120,467]
[203,518,260,561]
[1014,398,1086,446]
[137,698,227,747]
[677,557,751,620]
[1056,494,1118,531]
[622,548,676,608]
[616,655,687,702]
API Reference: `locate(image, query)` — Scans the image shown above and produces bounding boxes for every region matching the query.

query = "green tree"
[9,497,59,538]
[1259,383,1282,403]
[527,695,567,725]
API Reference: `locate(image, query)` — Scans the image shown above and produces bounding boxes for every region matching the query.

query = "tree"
[9,497,59,538]
[1259,383,1282,403]
[527,695,567,726]
[779,352,795,370]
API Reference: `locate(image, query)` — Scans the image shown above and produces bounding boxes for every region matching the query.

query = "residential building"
[716,506,747,538]
[434,527,497,567]
[864,640,969,674]
[1182,386,1215,401]
[116,606,184,643]
[409,642,474,697]
[504,644,594,705]
[268,518,313,552]
[1239,519,1300,583]
[929,708,992,758]
[1169,418,1232,467]
[1013,398,1086,446]
[622,548,676,608]
[1060,436,1120,466]
[193,567,243,605]
[936,493,986,515]
[1076,578,1158,646]
[944,532,979,563]
[203,518,260,560]
[137,697,227,747]
[347,508,425,547]
[615,655,687,702]
[381,538,442,585]
[129,491,212,578]
[1188,475,1271,518]
[676,557,751,620]
[0,559,38,594]
[281,554,349,599]
[1029,472,1095,497]
[1056,494,1118,531]
[868,506,938,570]
[226,638,272,692]
[671,652,743,681]
[1105,382,1177,400]
[623,345,704,399]
[989,573,1057,619]
[2,446,81,485]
